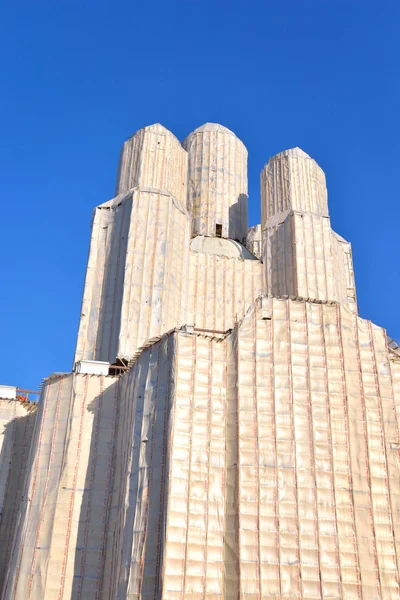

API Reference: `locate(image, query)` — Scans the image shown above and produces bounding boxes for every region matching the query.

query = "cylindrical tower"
[183,123,248,243]
[115,123,187,204]
[261,147,328,226]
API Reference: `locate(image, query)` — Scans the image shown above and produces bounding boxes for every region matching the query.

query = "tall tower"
[183,123,248,243]
[261,147,357,310]
[115,123,187,200]
[74,124,190,365]
[184,123,263,332]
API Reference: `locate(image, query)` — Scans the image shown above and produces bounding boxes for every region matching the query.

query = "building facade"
[1,123,399,600]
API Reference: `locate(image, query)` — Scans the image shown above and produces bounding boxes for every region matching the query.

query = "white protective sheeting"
[4,121,397,599]
[331,229,357,308]
[261,147,328,227]
[0,399,37,591]
[262,212,357,311]
[104,334,176,599]
[2,374,118,600]
[261,147,357,311]
[246,224,262,259]
[186,251,263,332]
[6,297,400,599]
[222,297,400,599]
[115,124,187,205]
[183,123,248,242]
[190,235,257,260]
[74,187,190,364]
[163,298,400,599]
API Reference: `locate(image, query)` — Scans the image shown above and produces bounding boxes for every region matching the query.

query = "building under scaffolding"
[1,123,400,599]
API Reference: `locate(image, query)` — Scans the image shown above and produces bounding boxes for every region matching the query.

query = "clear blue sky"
[1,0,399,392]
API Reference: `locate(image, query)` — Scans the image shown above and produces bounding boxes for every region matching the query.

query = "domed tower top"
[115,123,187,204]
[190,123,237,135]
[183,123,248,243]
[261,146,328,227]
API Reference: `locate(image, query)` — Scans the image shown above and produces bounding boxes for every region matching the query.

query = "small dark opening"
[216,224,222,237]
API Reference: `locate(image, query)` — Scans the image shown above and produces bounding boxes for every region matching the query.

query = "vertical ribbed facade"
[222,297,400,599]
[75,123,190,366]
[261,148,357,312]
[183,123,248,242]
[2,374,118,600]
[0,400,37,591]
[104,335,176,599]
[115,124,187,205]
[74,188,190,364]
[261,147,328,227]
[246,224,262,258]
[4,122,398,600]
[331,230,357,308]
[186,252,263,331]
[4,299,400,599]
[263,212,336,299]
[162,333,227,599]
[117,189,190,359]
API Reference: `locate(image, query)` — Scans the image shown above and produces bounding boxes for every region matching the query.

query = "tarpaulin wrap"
[224,297,400,599]
[261,147,328,227]
[162,299,400,599]
[75,188,261,366]
[0,400,37,590]
[3,338,177,600]
[186,251,263,332]
[260,146,357,313]
[162,333,227,599]
[2,374,118,600]
[262,211,357,312]
[183,124,248,243]
[246,224,262,259]
[115,124,187,204]
[5,298,400,599]
[75,187,191,364]
[105,335,176,600]
[331,230,357,309]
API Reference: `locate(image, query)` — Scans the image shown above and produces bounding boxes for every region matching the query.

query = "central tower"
[183,123,248,243]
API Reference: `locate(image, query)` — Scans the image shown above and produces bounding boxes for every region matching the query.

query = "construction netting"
[75,187,190,365]
[0,399,37,592]
[3,297,400,599]
[262,211,357,313]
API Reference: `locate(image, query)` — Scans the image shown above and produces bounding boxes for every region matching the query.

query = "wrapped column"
[261,148,357,311]
[75,124,191,365]
[115,123,187,205]
[74,188,190,364]
[261,146,328,226]
[183,123,248,243]
[0,399,37,591]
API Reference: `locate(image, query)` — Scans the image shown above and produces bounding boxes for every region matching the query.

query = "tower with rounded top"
[115,123,187,204]
[261,147,328,225]
[261,147,357,309]
[75,124,191,365]
[183,123,248,243]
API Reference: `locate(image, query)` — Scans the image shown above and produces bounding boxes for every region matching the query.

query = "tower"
[261,148,357,310]
[115,122,187,201]
[183,123,248,243]
[74,124,190,365]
